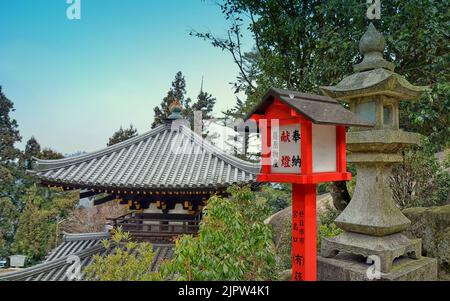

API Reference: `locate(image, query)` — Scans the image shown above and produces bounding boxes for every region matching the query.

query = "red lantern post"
[247,88,372,281]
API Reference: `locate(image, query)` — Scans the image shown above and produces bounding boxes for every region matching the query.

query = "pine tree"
[107,124,138,146]
[0,86,21,164]
[192,91,216,119]
[23,136,41,169]
[151,71,192,128]
[38,148,64,160]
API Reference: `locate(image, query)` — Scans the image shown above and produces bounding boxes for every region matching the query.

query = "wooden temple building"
[30,101,260,241]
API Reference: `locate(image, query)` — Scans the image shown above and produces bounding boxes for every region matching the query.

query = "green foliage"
[152,71,191,128]
[195,0,449,151]
[256,184,291,214]
[319,203,341,228]
[272,216,291,272]
[38,148,64,160]
[0,86,75,262]
[10,185,78,264]
[191,90,216,120]
[107,124,138,146]
[317,203,342,250]
[22,136,41,169]
[0,197,19,257]
[84,227,161,281]
[152,71,217,129]
[0,86,21,163]
[317,224,343,250]
[161,185,276,280]
[390,145,450,209]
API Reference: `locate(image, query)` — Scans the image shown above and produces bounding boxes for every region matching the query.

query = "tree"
[187,88,217,139]
[192,90,216,120]
[0,86,21,164]
[62,201,128,234]
[390,145,450,209]
[0,197,19,257]
[23,136,41,169]
[37,148,64,160]
[84,227,161,281]
[193,1,448,149]
[11,185,78,264]
[193,0,449,208]
[107,124,138,146]
[0,85,79,262]
[152,72,191,128]
[161,185,276,280]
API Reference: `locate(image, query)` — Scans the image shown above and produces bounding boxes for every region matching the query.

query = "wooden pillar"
[336,125,347,173]
[292,183,317,281]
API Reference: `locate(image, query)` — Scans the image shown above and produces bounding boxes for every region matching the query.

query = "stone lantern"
[318,23,437,280]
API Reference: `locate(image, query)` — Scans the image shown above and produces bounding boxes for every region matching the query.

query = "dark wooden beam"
[80,190,101,199]
[93,194,117,206]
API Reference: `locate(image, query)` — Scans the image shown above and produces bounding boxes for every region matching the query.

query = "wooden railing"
[106,212,200,242]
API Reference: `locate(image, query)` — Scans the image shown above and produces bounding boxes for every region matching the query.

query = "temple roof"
[31,123,259,191]
[0,232,173,281]
[246,88,373,127]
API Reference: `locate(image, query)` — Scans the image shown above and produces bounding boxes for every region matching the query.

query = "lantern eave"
[246,87,373,128]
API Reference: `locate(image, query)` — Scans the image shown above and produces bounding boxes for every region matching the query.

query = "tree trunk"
[330,181,351,211]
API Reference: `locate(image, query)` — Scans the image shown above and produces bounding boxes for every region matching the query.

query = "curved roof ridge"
[62,231,110,242]
[178,124,260,173]
[33,125,168,172]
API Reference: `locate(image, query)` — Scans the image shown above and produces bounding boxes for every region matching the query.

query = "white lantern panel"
[271,123,301,174]
[312,124,336,173]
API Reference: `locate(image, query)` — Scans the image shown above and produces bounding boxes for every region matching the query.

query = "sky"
[0,0,253,154]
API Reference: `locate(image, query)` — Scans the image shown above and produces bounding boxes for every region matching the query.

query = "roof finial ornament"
[168,99,183,120]
[353,22,395,72]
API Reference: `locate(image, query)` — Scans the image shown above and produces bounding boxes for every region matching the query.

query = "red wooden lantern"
[247,88,372,281]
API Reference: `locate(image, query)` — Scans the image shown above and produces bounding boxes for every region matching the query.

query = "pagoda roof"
[320,68,430,101]
[246,88,373,127]
[31,123,259,191]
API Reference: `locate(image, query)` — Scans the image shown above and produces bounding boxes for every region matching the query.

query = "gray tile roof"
[246,88,373,127]
[0,232,174,281]
[31,123,259,191]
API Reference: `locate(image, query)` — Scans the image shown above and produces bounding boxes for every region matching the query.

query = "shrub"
[256,184,291,214]
[84,227,161,281]
[161,185,276,281]
[390,146,450,209]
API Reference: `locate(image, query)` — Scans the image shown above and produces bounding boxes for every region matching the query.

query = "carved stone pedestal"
[318,253,437,281]
[321,232,421,272]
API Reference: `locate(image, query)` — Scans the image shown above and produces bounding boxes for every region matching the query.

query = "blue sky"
[0,0,253,154]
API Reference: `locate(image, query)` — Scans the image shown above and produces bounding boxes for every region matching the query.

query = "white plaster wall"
[312,124,336,173]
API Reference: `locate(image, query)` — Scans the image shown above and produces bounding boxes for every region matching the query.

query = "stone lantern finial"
[353,23,395,72]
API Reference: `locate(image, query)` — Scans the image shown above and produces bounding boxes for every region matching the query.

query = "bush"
[390,146,450,209]
[10,185,78,264]
[318,224,343,250]
[161,185,276,281]
[84,227,161,281]
[256,184,291,214]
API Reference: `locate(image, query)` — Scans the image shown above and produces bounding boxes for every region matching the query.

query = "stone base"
[318,253,437,281]
[321,232,421,272]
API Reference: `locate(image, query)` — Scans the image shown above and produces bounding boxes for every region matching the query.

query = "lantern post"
[247,88,372,281]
